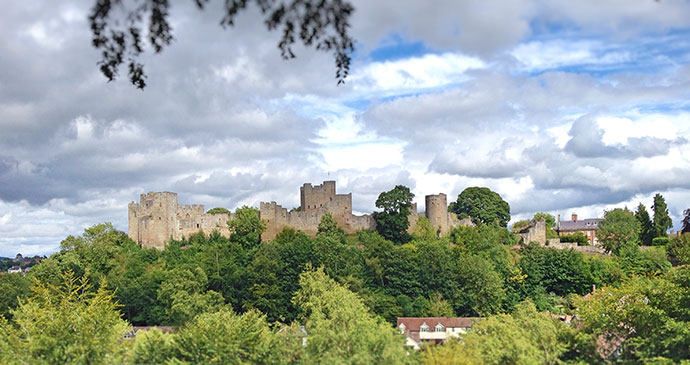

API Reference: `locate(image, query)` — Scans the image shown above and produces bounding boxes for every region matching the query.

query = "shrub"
[652,237,670,246]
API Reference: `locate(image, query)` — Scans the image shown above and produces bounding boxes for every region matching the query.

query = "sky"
[2,0,690,256]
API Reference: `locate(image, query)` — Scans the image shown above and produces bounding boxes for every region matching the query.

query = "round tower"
[425,193,449,236]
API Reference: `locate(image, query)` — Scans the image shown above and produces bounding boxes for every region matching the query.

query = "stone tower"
[128,192,179,250]
[425,193,450,236]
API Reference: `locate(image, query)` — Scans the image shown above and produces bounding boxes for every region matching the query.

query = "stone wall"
[261,181,373,241]
[128,192,235,249]
[129,182,473,249]
[517,218,546,246]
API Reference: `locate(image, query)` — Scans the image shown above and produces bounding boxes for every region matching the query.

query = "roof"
[397,317,479,331]
[558,218,601,231]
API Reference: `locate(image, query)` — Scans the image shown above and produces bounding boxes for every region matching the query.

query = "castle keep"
[128,181,469,249]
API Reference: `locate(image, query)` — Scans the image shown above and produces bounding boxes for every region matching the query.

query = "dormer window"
[435,323,444,332]
[398,323,406,334]
[420,323,430,332]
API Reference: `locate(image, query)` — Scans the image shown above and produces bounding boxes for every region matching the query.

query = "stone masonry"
[128,181,472,249]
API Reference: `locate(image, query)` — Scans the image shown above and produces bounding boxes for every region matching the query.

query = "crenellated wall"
[129,182,473,249]
[128,192,235,249]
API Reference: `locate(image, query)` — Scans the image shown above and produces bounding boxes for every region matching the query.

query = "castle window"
[159,217,161,221]
[160,203,162,207]
[196,224,200,228]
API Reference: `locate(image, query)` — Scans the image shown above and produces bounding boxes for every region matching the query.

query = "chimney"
[572,213,578,222]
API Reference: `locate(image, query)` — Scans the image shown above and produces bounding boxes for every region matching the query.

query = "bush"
[652,237,670,246]
[668,233,690,265]
[559,232,589,246]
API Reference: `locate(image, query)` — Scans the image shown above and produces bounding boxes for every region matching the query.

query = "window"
[420,323,430,332]
[435,324,444,332]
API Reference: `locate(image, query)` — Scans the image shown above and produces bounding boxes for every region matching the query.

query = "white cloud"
[351,52,485,95]
[511,40,630,71]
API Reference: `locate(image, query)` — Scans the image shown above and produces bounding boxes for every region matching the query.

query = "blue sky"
[1,0,690,256]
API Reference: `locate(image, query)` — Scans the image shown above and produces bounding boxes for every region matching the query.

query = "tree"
[229,206,266,248]
[682,208,690,234]
[635,203,654,245]
[206,207,231,215]
[372,185,415,243]
[597,208,640,255]
[156,267,225,325]
[423,300,568,364]
[668,233,690,265]
[533,212,556,229]
[449,187,510,227]
[0,270,130,363]
[575,268,690,362]
[652,193,673,238]
[317,213,345,243]
[293,267,407,363]
[0,273,31,320]
[129,309,301,363]
[89,0,355,89]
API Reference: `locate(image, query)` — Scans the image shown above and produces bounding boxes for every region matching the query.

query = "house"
[397,317,479,350]
[557,213,602,246]
[7,266,22,274]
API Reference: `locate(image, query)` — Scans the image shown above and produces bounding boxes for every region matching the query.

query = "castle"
[128,181,469,249]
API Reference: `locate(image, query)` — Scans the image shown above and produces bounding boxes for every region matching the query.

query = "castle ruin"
[128,181,470,249]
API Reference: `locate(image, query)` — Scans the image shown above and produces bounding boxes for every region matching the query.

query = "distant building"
[15,253,22,260]
[129,181,471,249]
[397,317,479,349]
[557,213,602,246]
[7,266,22,274]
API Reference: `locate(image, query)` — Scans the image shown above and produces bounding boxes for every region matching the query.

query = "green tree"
[372,185,415,243]
[0,273,31,320]
[412,216,438,241]
[206,207,231,215]
[575,268,690,361]
[317,213,346,243]
[173,309,299,364]
[652,193,673,238]
[635,203,654,245]
[0,270,130,363]
[598,208,640,255]
[667,233,690,265]
[533,212,556,229]
[294,267,407,363]
[157,267,225,325]
[129,309,301,364]
[229,206,266,248]
[450,187,510,227]
[425,293,455,317]
[423,300,568,364]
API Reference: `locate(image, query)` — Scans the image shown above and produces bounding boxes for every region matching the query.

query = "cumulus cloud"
[2,0,690,256]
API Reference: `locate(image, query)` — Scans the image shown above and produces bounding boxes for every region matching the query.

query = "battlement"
[129,181,472,249]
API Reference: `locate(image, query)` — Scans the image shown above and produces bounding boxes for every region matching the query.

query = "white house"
[397,317,479,349]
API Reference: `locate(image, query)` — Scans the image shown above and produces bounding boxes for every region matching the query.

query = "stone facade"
[516,218,547,245]
[128,192,232,250]
[128,181,472,249]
